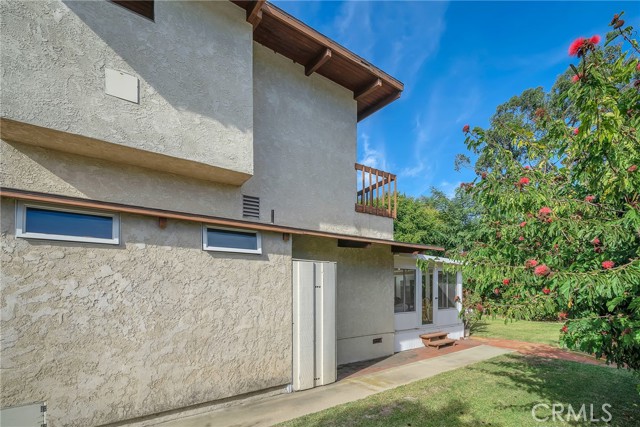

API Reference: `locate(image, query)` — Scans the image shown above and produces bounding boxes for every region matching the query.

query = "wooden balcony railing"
[355,163,397,219]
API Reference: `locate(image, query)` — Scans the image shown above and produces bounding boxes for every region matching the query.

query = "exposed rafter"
[354,78,382,101]
[357,91,401,122]
[305,48,332,76]
[246,0,265,29]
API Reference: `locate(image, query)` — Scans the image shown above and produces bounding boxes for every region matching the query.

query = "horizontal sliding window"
[203,226,262,255]
[16,202,120,245]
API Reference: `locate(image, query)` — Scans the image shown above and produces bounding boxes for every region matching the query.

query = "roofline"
[259,2,403,91]
[1,188,444,253]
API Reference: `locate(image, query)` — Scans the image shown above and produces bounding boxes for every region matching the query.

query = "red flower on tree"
[494,288,501,295]
[585,195,595,203]
[542,287,551,294]
[520,221,527,227]
[518,236,524,241]
[602,260,615,269]
[462,124,470,133]
[571,74,583,83]
[503,278,511,285]
[561,325,568,333]
[518,177,530,185]
[539,207,552,215]
[628,165,638,172]
[525,259,539,268]
[573,127,580,135]
[558,312,568,320]
[534,265,551,277]
[568,37,585,56]
[591,237,601,245]
[590,35,601,45]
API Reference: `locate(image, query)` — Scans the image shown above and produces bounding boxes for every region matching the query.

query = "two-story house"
[0,1,463,425]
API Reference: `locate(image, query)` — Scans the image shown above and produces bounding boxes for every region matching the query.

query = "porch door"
[292,260,336,391]
[394,268,419,330]
[421,269,435,325]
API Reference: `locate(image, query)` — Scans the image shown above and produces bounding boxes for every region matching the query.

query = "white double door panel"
[292,260,336,391]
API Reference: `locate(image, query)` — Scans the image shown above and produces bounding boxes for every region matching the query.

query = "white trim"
[202,225,262,255]
[16,201,120,245]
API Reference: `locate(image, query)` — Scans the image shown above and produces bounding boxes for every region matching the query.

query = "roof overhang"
[231,1,403,121]
[1,188,443,253]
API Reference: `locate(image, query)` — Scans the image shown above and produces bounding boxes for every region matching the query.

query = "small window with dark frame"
[110,1,154,21]
[16,202,120,245]
[202,226,262,255]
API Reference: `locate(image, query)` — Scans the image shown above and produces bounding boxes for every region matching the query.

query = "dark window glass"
[394,268,416,313]
[207,229,257,250]
[25,207,113,239]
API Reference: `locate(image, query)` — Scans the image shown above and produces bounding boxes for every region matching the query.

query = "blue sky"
[272,1,637,197]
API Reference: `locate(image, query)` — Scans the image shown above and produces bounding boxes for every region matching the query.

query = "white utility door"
[292,260,336,391]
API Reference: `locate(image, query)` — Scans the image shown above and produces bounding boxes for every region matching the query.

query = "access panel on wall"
[292,260,336,391]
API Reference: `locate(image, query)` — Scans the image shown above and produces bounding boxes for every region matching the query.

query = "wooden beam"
[358,91,402,121]
[246,0,265,29]
[1,187,445,251]
[338,239,371,249]
[354,79,382,101]
[305,48,332,76]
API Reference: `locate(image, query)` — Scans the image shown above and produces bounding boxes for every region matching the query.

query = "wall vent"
[242,195,260,219]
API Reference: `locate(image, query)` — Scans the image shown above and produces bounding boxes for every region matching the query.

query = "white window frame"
[16,201,120,245]
[202,225,262,255]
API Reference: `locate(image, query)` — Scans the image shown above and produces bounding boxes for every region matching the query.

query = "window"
[203,226,262,254]
[438,270,458,309]
[110,1,154,21]
[394,268,416,313]
[16,202,120,245]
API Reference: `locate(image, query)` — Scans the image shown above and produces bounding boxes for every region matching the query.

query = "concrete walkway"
[157,344,512,427]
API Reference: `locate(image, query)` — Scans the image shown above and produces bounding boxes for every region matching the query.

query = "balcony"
[355,163,397,219]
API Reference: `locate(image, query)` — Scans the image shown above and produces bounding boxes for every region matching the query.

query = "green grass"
[471,317,564,347]
[279,354,640,427]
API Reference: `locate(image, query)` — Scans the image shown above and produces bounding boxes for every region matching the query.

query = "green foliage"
[394,188,477,253]
[458,12,640,370]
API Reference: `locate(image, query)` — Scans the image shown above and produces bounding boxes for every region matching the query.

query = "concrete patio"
[149,344,512,427]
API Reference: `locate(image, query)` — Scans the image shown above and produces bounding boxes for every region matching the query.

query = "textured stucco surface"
[0,198,292,426]
[245,44,394,239]
[292,236,395,365]
[0,0,254,175]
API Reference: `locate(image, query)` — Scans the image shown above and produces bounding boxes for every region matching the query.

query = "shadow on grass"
[469,354,639,426]
[470,321,489,335]
[283,398,498,427]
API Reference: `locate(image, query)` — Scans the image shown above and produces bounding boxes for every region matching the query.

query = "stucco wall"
[292,236,395,365]
[0,198,292,427]
[246,44,393,239]
[0,0,254,175]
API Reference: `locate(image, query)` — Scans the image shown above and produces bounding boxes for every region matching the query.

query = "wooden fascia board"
[305,48,332,76]
[357,91,402,122]
[0,188,444,252]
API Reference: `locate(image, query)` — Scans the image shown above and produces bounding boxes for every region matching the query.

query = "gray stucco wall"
[292,236,395,365]
[0,198,292,427]
[245,44,393,239]
[0,0,254,175]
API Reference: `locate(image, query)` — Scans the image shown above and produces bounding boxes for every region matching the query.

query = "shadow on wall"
[62,0,251,134]
[3,141,240,217]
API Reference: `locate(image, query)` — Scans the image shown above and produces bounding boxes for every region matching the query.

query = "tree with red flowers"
[457,12,640,371]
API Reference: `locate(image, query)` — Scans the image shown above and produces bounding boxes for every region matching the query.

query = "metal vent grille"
[242,195,260,219]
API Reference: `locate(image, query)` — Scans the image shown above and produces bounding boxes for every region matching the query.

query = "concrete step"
[419,331,448,341]
[426,338,456,349]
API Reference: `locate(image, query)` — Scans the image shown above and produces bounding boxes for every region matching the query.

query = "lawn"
[471,317,563,347]
[279,354,640,427]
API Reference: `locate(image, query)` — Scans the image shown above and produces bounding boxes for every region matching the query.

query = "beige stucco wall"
[0,0,254,176]
[0,198,293,427]
[292,236,395,365]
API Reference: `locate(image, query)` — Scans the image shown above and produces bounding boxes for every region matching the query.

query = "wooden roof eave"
[0,187,443,253]
[231,1,403,121]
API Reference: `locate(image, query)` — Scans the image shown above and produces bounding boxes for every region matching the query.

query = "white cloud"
[358,132,387,170]
[439,180,462,199]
